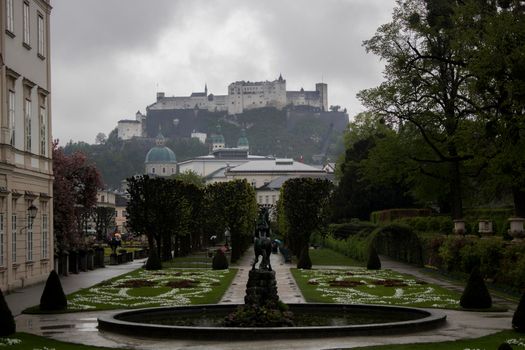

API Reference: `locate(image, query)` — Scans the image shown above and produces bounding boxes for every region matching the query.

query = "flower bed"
[292,268,460,309]
[65,268,237,311]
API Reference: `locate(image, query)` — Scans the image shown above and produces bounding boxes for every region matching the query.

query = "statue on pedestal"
[252,207,272,271]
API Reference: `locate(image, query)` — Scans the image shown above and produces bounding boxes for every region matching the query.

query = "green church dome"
[145,147,176,163]
[145,132,176,163]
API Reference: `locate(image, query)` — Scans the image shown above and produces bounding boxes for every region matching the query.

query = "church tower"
[237,128,249,151]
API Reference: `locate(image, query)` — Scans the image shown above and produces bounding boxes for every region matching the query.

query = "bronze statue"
[252,207,272,271]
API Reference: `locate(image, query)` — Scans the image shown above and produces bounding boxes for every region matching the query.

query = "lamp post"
[19,204,38,234]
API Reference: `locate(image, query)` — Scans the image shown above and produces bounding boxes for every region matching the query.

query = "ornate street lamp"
[19,204,38,234]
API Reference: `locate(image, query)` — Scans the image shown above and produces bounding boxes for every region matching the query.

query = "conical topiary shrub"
[512,291,525,332]
[212,249,229,270]
[144,248,162,270]
[367,245,381,270]
[40,270,67,311]
[0,288,16,336]
[460,266,492,309]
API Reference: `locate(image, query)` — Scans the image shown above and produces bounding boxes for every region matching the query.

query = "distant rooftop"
[228,159,326,173]
[258,173,335,190]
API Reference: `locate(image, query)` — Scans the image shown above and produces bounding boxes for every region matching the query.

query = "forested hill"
[63,107,347,189]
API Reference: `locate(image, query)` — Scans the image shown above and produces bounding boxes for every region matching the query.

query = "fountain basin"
[98,303,446,340]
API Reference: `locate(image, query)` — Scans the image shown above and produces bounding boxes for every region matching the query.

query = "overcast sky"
[51,0,396,144]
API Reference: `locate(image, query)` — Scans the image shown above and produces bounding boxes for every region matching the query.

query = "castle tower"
[315,83,328,111]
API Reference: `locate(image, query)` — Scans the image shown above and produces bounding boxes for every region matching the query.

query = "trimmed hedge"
[370,208,431,224]
[372,224,424,266]
[394,216,453,234]
[324,223,423,266]
[323,231,371,262]
[324,219,525,292]
[327,221,377,239]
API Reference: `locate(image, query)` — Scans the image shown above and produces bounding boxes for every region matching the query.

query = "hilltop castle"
[148,75,328,115]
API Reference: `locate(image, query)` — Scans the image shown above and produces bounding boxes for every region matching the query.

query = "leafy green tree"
[358,0,486,219]
[127,176,202,263]
[331,114,415,221]
[205,180,257,262]
[464,0,525,216]
[280,177,333,269]
[126,175,162,267]
[171,170,205,188]
[93,206,116,242]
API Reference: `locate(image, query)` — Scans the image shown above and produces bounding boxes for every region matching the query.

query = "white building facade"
[0,0,54,291]
[117,111,144,140]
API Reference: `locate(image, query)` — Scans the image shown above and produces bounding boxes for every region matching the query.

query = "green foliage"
[460,266,492,309]
[127,175,202,261]
[0,289,15,336]
[372,224,423,266]
[212,249,229,270]
[438,235,469,271]
[323,231,371,263]
[497,243,525,290]
[513,292,525,333]
[171,170,205,188]
[331,114,415,222]
[39,271,67,311]
[205,180,257,262]
[358,0,504,220]
[327,220,377,239]
[279,177,333,269]
[370,209,432,224]
[367,245,381,270]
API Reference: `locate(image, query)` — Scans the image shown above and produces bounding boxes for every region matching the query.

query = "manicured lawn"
[162,253,218,268]
[0,333,122,349]
[291,267,462,309]
[2,330,522,350]
[349,330,522,349]
[308,247,364,266]
[24,267,237,313]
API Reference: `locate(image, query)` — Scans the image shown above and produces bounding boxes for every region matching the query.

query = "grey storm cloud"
[51,0,395,143]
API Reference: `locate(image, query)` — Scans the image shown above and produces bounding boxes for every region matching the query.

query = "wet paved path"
[6,259,146,316]
[220,250,304,304]
[12,251,516,349]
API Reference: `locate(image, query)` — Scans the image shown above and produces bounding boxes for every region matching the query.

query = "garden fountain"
[98,209,446,340]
